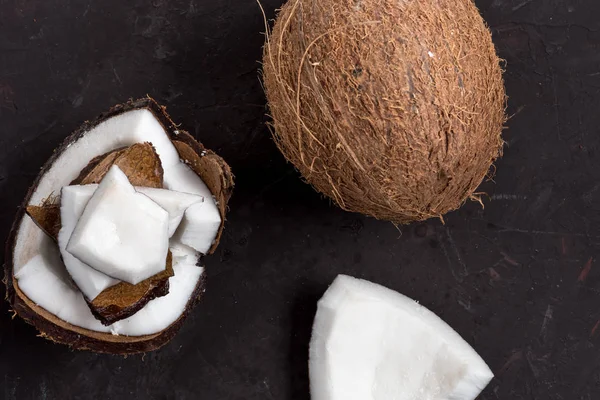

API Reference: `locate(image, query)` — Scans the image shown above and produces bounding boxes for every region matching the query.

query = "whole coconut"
[263,0,506,223]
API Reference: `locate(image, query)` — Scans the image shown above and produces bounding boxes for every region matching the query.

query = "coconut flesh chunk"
[310,275,494,400]
[59,185,120,300]
[164,162,222,254]
[135,187,203,237]
[67,165,170,285]
[64,184,204,239]
[12,108,216,335]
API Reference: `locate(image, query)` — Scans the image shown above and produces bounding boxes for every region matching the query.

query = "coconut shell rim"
[4,97,234,354]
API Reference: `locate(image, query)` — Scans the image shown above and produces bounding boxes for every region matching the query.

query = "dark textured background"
[1,0,599,399]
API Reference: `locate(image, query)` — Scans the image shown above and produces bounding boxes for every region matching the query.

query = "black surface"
[0,0,599,399]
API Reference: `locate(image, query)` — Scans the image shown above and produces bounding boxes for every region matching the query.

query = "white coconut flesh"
[58,184,120,300]
[67,165,170,285]
[310,275,494,400]
[65,184,205,239]
[13,109,219,335]
[164,163,222,254]
[15,245,203,334]
[58,180,203,295]
[135,186,203,237]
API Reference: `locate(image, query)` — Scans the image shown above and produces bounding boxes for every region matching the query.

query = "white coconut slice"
[164,162,222,254]
[310,275,494,400]
[67,165,170,285]
[58,185,119,300]
[135,187,204,237]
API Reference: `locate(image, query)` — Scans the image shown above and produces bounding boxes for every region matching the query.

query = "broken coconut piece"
[67,165,170,285]
[89,251,173,325]
[6,97,233,353]
[136,187,203,237]
[26,182,204,323]
[165,162,221,254]
[31,184,173,325]
[26,204,61,239]
[72,142,164,188]
[52,184,204,239]
[54,139,168,299]
[25,139,163,245]
[15,245,204,336]
[310,275,494,400]
[59,184,119,300]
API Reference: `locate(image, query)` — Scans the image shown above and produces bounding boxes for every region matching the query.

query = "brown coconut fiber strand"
[262,0,506,223]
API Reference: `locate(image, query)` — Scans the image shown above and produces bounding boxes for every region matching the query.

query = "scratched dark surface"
[0,0,599,399]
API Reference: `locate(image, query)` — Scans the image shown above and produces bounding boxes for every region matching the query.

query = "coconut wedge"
[310,275,494,400]
[5,98,234,353]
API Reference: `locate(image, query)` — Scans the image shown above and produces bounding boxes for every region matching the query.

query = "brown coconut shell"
[25,204,61,240]
[262,0,506,223]
[4,97,234,354]
[72,142,164,188]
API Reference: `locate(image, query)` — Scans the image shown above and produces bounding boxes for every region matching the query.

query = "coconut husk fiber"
[262,0,506,223]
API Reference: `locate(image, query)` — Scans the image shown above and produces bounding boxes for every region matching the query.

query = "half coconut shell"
[4,97,234,354]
